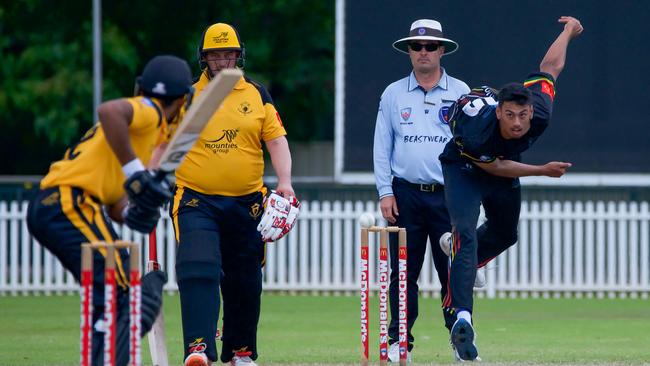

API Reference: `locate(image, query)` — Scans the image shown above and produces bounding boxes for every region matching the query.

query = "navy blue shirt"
[440,72,556,164]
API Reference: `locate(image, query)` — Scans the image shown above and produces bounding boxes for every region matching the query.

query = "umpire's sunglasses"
[408,42,440,52]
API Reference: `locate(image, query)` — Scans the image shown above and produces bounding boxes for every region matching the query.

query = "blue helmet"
[137,55,192,98]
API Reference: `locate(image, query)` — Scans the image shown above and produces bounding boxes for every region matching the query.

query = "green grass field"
[0,294,648,365]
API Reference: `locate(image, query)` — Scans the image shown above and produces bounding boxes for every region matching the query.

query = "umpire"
[372,19,469,361]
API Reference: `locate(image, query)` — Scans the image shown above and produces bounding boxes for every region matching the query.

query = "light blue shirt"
[373,69,470,198]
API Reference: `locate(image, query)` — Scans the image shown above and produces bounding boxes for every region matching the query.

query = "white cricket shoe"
[439,232,487,288]
[450,339,463,362]
[387,342,412,363]
[230,353,258,366]
[450,340,483,363]
[184,352,209,366]
[439,232,453,256]
[450,318,479,362]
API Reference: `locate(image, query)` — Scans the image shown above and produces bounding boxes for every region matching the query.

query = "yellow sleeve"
[261,103,287,141]
[127,97,163,135]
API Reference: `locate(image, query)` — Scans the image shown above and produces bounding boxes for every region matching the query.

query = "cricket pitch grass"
[1,294,648,365]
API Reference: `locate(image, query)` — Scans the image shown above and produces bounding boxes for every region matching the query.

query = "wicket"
[360,226,407,366]
[81,241,142,366]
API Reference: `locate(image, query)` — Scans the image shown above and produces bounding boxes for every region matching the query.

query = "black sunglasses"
[409,43,440,52]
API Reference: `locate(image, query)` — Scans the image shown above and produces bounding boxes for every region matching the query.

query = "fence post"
[3,199,650,296]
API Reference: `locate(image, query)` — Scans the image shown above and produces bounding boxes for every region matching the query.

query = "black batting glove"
[124,205,161,234]
[124,170,172,212]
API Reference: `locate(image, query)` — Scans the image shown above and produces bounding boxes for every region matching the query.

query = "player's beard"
[207,59,238,79]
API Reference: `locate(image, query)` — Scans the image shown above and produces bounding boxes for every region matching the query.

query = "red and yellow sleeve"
[523,74,556,101]
[261,103,286,141]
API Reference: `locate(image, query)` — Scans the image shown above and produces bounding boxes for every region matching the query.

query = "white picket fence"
[1,200,649,298]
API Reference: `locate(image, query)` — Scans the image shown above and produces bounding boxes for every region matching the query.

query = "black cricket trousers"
[441,162,521,313]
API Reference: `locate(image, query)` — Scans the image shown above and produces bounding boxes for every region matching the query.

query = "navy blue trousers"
[27,186,164,366]
[441,162,521,313]
[387,178,453,349]
[171,186,265,363]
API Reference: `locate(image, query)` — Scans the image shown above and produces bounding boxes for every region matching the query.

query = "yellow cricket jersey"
[175,71,286,196]
[40,97,169,205]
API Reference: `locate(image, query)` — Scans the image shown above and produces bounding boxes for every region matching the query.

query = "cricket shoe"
[450,340,483,363]
[450,318,479,362]
[230,351,258,366]
[439,232,453,257]
[387,342,412,363]
[184,351,210,366]
[439,232,487,288]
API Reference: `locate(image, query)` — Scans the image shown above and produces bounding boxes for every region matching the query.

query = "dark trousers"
[26,186,164,366]
[171,186,265,363]
[387,178,452,349]
[441,162,521,312]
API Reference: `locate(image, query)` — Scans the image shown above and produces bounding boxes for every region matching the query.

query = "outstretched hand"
[559,16,583,39]
[542,161,572,178]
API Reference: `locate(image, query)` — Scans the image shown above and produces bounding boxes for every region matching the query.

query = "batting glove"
[124,205,161,234]
[124,170,172,212]
[257,191,301,242]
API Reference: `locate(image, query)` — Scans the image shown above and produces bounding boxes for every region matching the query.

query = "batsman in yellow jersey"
[172,23,300,366]
[26,55,194,366]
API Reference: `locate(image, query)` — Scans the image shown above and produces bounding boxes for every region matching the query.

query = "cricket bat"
[157,68,243,174]
[145,68,242,366]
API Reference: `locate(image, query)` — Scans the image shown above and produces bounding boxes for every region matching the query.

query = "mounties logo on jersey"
[204,129,239,154]
[438,105,451,124]
[400,107,412,121]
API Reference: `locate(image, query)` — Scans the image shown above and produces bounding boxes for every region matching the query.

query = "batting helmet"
[137,55,193,99]
[197,23,246,69]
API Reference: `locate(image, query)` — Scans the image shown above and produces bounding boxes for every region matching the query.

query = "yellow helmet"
[200,23,243,52]
[198,23,245,70]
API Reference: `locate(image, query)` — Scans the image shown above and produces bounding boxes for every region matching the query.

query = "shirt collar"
[139,96,167,125]
[196,70,245,91]
[407,67,450,92]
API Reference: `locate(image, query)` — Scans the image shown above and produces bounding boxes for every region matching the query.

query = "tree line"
[0,0,334,174]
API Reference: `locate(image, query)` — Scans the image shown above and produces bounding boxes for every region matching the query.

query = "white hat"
[392,19,459,55]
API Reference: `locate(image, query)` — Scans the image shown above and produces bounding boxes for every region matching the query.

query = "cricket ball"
[358,212,376,228]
